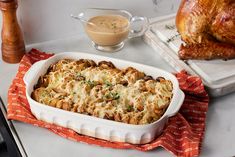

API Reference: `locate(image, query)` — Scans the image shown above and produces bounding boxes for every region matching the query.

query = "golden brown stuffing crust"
[32,59,173,125]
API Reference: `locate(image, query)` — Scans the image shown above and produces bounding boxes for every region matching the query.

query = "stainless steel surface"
[0,133,3,145]
[0,97,27,157]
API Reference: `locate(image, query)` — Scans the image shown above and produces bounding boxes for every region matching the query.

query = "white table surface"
[1,34,235,157]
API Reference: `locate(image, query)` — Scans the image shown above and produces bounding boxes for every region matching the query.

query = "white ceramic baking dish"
[24,52,185,144]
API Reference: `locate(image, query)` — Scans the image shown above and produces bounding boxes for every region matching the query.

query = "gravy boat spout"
[70,13,95,26]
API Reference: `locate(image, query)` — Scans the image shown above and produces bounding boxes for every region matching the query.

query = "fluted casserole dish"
[24,52,184,144]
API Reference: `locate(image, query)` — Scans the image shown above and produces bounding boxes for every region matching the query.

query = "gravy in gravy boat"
[85,15,129,46]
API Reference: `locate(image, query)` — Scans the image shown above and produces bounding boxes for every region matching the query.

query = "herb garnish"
[126,105,133,112]
[86,80,96,87]
[105,80,112,87]
[104,92,120,100]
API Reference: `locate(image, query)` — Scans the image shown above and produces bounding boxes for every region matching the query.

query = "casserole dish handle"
[23,60,46,86]
[165,90,185,117]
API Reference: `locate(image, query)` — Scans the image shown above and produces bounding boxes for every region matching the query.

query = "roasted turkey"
[176,0,235,60]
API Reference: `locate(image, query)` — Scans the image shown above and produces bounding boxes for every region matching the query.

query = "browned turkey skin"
[176,0,235,60]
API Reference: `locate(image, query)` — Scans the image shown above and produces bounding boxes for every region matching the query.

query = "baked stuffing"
[32,59,173,125]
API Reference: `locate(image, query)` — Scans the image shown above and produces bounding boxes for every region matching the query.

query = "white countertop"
[0,0,235,156]
[1,34,235,157]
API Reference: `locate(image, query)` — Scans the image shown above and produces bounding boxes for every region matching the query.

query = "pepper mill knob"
[0,0,25,63]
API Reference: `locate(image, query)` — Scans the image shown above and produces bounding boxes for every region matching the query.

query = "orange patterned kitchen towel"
[7,49,209,157]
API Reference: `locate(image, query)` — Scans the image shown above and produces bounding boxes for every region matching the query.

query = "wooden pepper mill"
[0,0,25,63]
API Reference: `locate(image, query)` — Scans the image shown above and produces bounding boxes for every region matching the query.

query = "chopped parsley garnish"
[76,73,82,77]
[86,80,96,87]
[58,95,64,99]
[104,92,120,100]
[111,23,117,29]
[126,105,133,112]
[111,92,120,100]
[105,81,112,87]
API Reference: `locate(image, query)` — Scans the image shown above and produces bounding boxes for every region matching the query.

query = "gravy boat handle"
[128,16,149,39]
